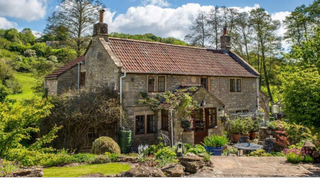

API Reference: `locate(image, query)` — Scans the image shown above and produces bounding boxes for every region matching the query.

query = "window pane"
[201,78,208,90]
[136,116,145,134]
[147,115,155,133]
[148,77,156,92]
[158,76,165,92]
[230,79,235,92]
[237,79,241,92]
[161,110,168,130]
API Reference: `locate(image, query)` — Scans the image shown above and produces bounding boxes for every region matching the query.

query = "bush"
[286,123,312,144]
[283,148,314,164]
[186,145,206,155]
[72,153,96,163]
[91,136,121,155]
[90,155,110,164]
[0,158,20,177]
[249,149,270,157]
[154,146,176,167]
[203,152,211,162]
[105,152,119,162]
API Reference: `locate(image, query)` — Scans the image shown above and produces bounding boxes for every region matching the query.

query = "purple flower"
[1,171,4,174]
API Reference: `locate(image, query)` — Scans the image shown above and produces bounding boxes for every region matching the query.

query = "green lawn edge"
[43,163,131,177]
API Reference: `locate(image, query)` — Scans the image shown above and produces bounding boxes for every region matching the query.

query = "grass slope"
[7,72,38,101]
[43,163,131,177]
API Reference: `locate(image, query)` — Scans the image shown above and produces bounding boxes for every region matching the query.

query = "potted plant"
[241,118,253,137]
[267,121,278,135]
[202,134,228,156]
[230,119,242,143]
[250,119,260,140]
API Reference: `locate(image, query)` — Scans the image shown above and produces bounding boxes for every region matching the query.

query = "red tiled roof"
[45,56,85,78]
[106,37,258,77]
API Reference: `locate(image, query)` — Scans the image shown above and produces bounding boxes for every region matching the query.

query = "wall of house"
[56,65,78,94]
[122,74,257,147]
[45,79,58,96]
[85,37,120,91]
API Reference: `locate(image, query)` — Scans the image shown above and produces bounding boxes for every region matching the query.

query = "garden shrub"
[72,153,96,163]
[90,155,110,164]
[286,123,312,144]
[0,158,20,177]
[283,148,315,164]
[203,152,211,162]
[249,149,270,157]
[91,136,121,155]
[154,147,176,167]
[104,152,119,161]
[186,144,206,155]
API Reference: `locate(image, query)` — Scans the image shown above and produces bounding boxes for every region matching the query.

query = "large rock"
[117,166,165,177]
[14,167,43,177]
[179,156,205,174]
[116,155,138,163]
[162,164,185,177]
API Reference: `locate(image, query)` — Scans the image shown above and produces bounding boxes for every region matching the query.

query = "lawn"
[43,163,131,177]
[7,72,39,101]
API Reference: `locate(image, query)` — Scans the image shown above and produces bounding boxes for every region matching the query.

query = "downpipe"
[119,71,127,129]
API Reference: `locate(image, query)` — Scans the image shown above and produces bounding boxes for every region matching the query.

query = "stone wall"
[57,65,78,94]
[45,79,58,96]
[121,74,257,148]
[85,37,120,91]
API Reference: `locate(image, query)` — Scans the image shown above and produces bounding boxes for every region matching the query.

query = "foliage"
[229,118,253,135]
[186,144,206,155]
[43,163,131,177]
[154,146,176,167]
[249,149,270,157]
[275,133,290,149]
[91,136,121,155]
[0,98,59,156]
[137,87,199,129]
[280,67,320,127]
[220,114,229,124]
[283,148,315,164]
[90,155,110,164]
[267,121,279,130]
[138,144,149,161]
[7,72,38,101]
[203,152,211,162]
[110,32,188,46]
[225,146,239,155]
[181,117,194,131]
[202,134,228,148]
[286,123,312,144]
[0,158,20,177]
[41,88,123,151]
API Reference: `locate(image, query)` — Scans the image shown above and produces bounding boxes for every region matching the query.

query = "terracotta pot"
[233,134,240,143]
[250,132,257,140]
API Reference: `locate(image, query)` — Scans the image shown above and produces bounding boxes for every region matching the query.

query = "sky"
[0,0,315,41]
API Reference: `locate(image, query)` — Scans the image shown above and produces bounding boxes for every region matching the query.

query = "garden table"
[233,143,263,156]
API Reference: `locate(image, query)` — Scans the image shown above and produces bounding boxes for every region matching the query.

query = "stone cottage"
[45,10,260,150]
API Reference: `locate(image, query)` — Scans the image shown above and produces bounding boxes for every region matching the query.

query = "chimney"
[220,26,231,53]
[99,9,105,23]
[93,9,108,37]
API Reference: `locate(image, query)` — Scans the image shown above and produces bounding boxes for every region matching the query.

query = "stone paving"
[204,156,320,177]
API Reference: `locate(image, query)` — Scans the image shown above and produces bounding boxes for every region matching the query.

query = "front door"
[193,109,207,144]
[194,108,217,144]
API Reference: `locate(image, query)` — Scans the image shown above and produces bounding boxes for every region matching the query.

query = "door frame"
[193,107,217,144]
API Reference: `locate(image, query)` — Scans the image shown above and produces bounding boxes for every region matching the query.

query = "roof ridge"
[108,37,220,51]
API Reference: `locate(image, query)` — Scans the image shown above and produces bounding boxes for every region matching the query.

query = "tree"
[20,28,35,45]
[207,6,223,49]
[0,99,60,156]
[284,27,320,70]
[185,11,210,47]
[249,8,281,103]
[280,67,320,127]
[45,0,104,56]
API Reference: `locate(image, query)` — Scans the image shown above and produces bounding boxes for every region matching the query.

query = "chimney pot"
[99,9,105,23]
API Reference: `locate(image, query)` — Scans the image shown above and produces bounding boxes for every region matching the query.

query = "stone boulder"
[179,156,205,174]
[14,167,43,177]
[161,164,185,177]
[116,155,138,163]
[117,166,165,177]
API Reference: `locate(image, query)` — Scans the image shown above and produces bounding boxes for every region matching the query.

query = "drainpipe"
[77,62,81,91]
[256,77,259,113]
[169,109,174,147]
[120,71,127,128]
